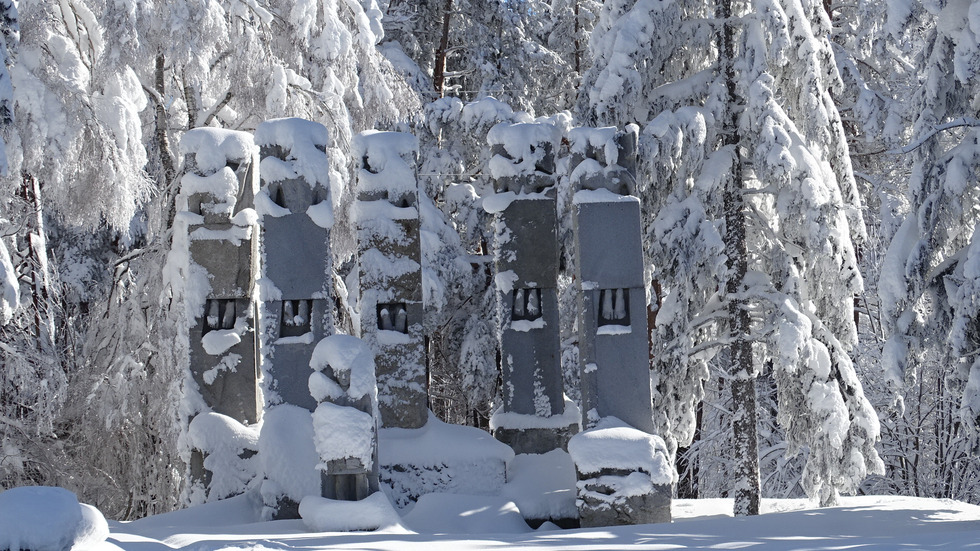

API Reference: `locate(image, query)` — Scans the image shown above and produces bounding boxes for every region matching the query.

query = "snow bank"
[254,118,330,188]
[567,416,672,484]
[0,486,108,551]
[380,413,514,467]
[180,128,256,175]
[259,405,320,505]
[299,492,401,532]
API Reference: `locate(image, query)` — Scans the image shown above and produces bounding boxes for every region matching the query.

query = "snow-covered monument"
[484,121,580,455]
[254,118,335,412]
[176,128,263,498]
[353,131,429,430]
[173,118,672,529]
[566,126,672,526]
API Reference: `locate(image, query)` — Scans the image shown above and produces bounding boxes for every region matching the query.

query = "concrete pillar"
[569,126,654,433]
[178,128,262,497]
[254,118,334,412]
[485,122,578,454]
[353,131,428,429]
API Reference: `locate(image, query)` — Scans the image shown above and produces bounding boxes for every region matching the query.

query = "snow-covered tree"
[580,0,884,514]
[878,0,980,445]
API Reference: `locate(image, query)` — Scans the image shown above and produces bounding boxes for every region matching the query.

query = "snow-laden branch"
[892,118,980,155]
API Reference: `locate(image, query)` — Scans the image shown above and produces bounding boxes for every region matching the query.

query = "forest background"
[0,0,978,521]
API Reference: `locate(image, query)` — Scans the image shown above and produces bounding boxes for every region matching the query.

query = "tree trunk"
[20,172,55,354]
[719,0,760,516]
[155,53,177,230]
[432,0,454,97]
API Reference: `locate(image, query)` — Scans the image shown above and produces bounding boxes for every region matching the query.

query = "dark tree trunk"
[432,0,454,96]
[719,0,760,517]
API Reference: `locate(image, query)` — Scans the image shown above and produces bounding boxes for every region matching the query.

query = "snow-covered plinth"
[567,417,673,527]
[490,397,581,455]
[501,450,578,527]
[378,413,514,508]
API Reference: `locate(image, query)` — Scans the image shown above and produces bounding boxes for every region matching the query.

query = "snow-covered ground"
[98,494,980,550]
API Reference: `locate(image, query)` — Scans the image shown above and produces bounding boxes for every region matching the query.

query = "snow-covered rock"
[0,486,109,551]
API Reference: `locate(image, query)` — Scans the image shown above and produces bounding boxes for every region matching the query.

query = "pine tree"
[580,0,884,514]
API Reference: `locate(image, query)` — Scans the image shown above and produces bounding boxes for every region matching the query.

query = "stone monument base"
[492,425,578,455]
[576,471,671,527]
[567,416,673,527]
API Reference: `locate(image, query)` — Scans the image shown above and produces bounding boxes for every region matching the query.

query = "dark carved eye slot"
[204,299,237,335]
[598,289,629,327]
[512,288,542,322]
[281,299,313,337]
[377,302,408,333]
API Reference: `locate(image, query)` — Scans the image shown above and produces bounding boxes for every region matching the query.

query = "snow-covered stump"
[485,122,579,455]
[353,131,428,429]
[308,335,381,502]
[568,417,673,527]
[569,126,656,435]
[177,129,262,498]
[255,118,335,412]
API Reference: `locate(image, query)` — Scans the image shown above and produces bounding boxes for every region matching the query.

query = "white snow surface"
[573,187,640,204]
[107,494,980,549]
[254,118,330,187]
[200,329,242,356]
[0,486,109,551]
[567,416,672,484]
[487,121,562,179]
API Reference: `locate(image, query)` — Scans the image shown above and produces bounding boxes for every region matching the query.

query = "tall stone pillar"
[353,131,428,429]
[569,125,654,433]
[254,118,334,412]
[568,126,671,526]
[485,122,578,455]
[177,128,262,499]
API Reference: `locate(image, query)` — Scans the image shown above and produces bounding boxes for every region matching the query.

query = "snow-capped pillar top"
[178,128,259,224]
[353,130,420,206]
[487,121,562,194]
[254,118,333,227]
[567,125,639,196]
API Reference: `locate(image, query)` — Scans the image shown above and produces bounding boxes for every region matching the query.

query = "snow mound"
[501,450,577,521]
[299,492,401,532]
[0,486,109,551]
[567,416,672,484]
[402,493,532,534]
[487,121,562,180]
